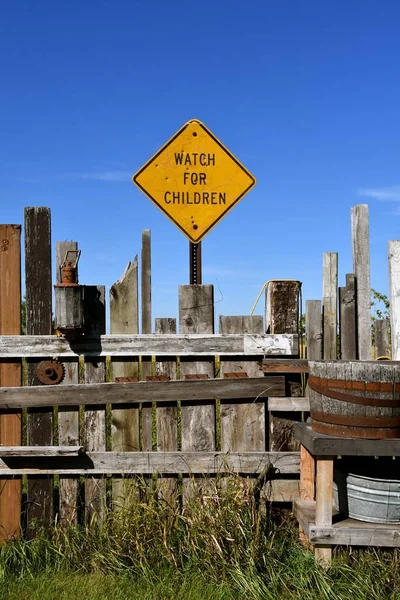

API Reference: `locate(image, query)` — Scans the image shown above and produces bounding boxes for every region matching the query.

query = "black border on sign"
[132,119,256,243]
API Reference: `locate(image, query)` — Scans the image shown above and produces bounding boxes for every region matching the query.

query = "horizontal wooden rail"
[0,450,300,475]
[0,446,84,457]
[0,334,298,358]
[0,376,285,409]
[263,359,309,373]
[268,397,310,411]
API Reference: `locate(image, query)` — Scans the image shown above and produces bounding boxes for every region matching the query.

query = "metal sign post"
[189,241,202,285]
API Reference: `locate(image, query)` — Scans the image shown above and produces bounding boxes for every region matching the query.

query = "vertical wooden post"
[84,285,106,523]
[265,281,301,501]
[155,317,177,504]
[219,316,264,452]
[301,300,322,504]
[110,258,140,507]
[374,320,390,359]
[339,274,357,360]
[179,285,215,498]
[25,207,53,534]
[56,242,80,524]
[322,253,338,360]
[141,230,153,451]
[265,280,301,334]
[306,300,322,361]
[315,456,334,565]
[389,241,400,360]
[0,224,22,541]
[351,204,372,359]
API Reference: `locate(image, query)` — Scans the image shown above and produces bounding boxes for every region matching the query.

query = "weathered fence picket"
[0,224,22,541]
[25,207,53,535]
[56,241,80,524]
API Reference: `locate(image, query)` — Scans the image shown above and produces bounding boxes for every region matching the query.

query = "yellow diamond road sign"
[133,119,256,243]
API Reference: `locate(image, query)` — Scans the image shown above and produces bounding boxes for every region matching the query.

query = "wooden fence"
[0,203,397,542]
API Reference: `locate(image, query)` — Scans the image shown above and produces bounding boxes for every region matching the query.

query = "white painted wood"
[389,241,400,360]
[268,397,309,411]
[0,334,298,357]
[351,204,372,359]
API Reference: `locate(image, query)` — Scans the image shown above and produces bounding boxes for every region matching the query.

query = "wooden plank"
[155,318,177,504]
[0,451,300,475]
[220,316,265,454]
[268,479,300,502]
[25,207,53,535]
[265,281,301,334]
[141,230,151,335]
[299,446,314,501]
[0,333,298,357]
[110,258,140,508]
[141,231,153,451]
[306,300,321,360]
[294,423,400,456]
[0,224,22,541]
[389,240,400,360]
[262,359,308,373]
[0,446,84,457]
[0,376,285,408]
[295,501,400,547]
[322,252,338,360]
[351,205,372,359]
[374,319,391,359]
[268,397,309,411]
[56,242,80,525]
[339,274,357,360]
[315,456,333,564]
[84,286,106,523]
[266,281,302,452]
[179,285,215,498]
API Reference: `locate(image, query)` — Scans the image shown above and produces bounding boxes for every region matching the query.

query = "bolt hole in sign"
[132,119,256,243]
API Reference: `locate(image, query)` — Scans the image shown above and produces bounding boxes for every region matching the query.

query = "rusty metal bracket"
[146,375,170,382]
[185,374,209,380]
[223,372,249,378]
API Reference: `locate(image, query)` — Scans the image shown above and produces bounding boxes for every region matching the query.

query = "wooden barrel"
[308,360,400,439]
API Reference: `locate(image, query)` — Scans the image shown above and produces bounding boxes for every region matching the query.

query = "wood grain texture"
[155,318,178,504]
[220,316,265,453]
[110,258,140,508]
[0,451,300,475]
[322,253,338,360]
[389,240,400,360]
[141,231,153,451]
[0,333,298,357]
[25,207,53,535]
[179,285,215,499]
[315,456,333,564]
[0,224,22,541]
[374,319,391,359]
[268,397,309,411]
[0,376,285,408]
[306,301,321,361]
[265,281,301,334]
[84,286,106,523]
[339,274,357,360]
[56,242,80,525]
[262,359,308,373]
[266,281,302,452]
[351,204,372,359]
[294,422,400,456]
[295,501,400,547]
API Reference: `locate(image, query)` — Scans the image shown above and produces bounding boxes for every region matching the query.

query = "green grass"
[1,477,400,599]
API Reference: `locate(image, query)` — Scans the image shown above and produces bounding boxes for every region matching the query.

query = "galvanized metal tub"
[308,360,400,439]
[334,464,400,523]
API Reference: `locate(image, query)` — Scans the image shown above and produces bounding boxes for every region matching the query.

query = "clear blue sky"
[1,1,399,328]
